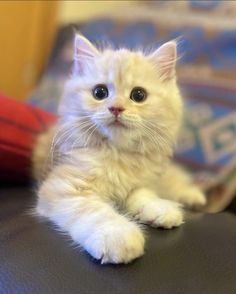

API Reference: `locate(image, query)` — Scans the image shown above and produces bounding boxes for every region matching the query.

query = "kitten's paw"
[134,199,184,229]
[83,219,145,264]
[177,187,206,209]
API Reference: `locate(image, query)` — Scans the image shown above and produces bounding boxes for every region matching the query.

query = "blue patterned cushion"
[28,1,236,211]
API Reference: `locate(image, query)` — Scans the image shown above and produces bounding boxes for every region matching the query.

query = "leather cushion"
[1,187,236,294]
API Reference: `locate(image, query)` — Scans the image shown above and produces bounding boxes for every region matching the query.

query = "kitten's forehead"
[100,49,154,87]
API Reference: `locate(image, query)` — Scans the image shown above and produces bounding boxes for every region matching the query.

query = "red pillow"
[0,95,57,184]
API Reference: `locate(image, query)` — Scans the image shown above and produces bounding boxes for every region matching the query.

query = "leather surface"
[1,187,236,294]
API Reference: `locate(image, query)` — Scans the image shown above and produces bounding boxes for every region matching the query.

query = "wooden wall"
[0,1,58,100]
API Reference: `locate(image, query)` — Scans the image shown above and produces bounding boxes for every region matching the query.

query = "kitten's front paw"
[177,187,206,209]
[134,199,184,229]
[83,219,144,264]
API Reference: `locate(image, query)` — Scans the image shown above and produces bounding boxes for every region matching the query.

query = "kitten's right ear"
[73,34,99,75]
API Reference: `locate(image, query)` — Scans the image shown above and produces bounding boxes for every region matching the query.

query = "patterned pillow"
[28,1,236,212]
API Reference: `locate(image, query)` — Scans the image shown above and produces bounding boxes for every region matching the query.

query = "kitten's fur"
[34,35,206,264]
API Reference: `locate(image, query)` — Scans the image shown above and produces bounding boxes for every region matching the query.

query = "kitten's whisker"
[137,121,169,154]
[53,121,91,148]
[84,125,98,147]
[50,125,80,164]
[141,119,174,144]
[51,120,93,163]
[70,122,97,152]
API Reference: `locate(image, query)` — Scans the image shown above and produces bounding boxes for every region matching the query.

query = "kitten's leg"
[158,164,206,208]
[37,169,144,264]
[126,188,184,229]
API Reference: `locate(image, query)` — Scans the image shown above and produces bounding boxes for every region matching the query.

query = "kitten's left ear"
[74,34,100,74]
[149,41,177,81]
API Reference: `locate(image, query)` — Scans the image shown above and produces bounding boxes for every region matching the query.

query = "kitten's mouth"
[108,119,127,128]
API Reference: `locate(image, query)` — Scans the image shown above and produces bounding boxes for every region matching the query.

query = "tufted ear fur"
[73,34,100,75]
[149,41,177,81]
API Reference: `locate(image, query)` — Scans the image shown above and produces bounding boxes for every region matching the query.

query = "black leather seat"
[1,186,236,294]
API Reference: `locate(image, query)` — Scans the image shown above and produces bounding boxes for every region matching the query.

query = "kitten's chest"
[74,148,163,200]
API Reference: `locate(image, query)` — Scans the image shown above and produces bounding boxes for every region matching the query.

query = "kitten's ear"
[149,41,177,81]
[73,34,99,75]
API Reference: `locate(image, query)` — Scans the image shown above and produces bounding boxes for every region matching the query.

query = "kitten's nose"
[108,106,125,116]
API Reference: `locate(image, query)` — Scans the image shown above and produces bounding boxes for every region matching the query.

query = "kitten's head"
[59,34,183,154]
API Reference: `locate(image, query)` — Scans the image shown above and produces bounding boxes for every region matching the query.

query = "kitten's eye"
[130,87,147,103]
[93,84,109,100]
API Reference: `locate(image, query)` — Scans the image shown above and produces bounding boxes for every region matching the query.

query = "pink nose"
[108,106,125,116]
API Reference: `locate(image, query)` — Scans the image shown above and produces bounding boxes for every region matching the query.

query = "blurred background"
[0,0,144,100]
[0,0,236,212]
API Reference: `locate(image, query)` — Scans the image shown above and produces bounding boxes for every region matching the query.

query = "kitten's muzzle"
[108,106,125,117]
[107,107,127,128]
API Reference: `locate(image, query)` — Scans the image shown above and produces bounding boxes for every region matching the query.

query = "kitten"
[33,34,206,264]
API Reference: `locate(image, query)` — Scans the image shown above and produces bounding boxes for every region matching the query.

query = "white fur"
[34,35,206,264]
[126,188,184,229]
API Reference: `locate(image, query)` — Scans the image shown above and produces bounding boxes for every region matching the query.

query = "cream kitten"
[34,34,206,264]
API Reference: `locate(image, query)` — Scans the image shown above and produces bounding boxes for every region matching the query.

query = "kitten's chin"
[101,124,127,138]
[98,122,127,142]
[99,124,142,150]
[108,120,127,129]
[97,118,129,137]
